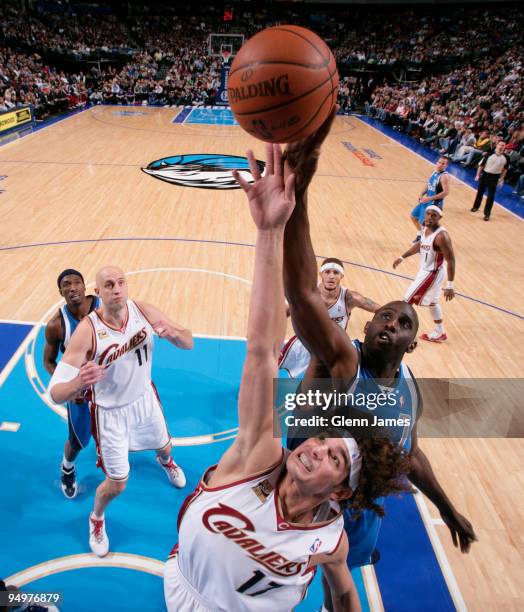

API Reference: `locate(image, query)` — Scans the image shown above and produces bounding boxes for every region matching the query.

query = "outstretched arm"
[393,241,420,268]
[283,110,358,378]
[135,301,193,349]
[209,144,296,486]
[346,291,380,314]
[409,423,477,553]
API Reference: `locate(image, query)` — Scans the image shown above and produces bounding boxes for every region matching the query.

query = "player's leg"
[419,303,447,342]
[419,270,447,342]
[89,476,126,557]
[156,440,186,488]
[61,400,91,499]
[89,404,130,556]
[410,203,424,240]
[135,384,186,488]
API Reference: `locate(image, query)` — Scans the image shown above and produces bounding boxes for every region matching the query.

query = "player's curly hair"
[318,429,412,518]
[345,436,412,519]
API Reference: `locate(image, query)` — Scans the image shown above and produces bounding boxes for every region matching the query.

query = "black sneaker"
[61,465,77,499]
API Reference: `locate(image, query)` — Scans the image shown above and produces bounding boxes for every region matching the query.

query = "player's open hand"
[443,288,455,301]
[283,105,337,197]
[441,508,477,553]
[234,143,296,230]
[79,361,106,387]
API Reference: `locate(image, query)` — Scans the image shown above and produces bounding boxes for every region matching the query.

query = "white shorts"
[164,555,220,612]
[278,336,310,379]
[91,384,170,481]
[404,267,446,306]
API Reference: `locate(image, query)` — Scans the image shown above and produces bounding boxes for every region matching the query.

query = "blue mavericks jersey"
[348,339,420,450]
[425,170,447,209]
[59,295,100,353]
[344,340,421,568]
[58,295,100,449]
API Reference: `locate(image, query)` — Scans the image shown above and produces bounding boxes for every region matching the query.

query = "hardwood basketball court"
[1,105,522,610]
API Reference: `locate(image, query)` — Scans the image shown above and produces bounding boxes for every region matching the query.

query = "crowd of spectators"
[0,1,522,192]
[0,46,88,119]
[334,7,522,68]
[366,48,524,191]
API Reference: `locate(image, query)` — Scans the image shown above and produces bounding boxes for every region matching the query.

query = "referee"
[470,140,509,221]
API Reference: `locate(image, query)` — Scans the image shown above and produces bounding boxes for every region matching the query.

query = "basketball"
[228,25,339,143]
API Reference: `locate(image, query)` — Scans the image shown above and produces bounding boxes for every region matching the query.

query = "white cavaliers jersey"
[420,226,446,272]
[326,286,350,330]
[171,452,344,611]
[87,300,154,408]
[279,287,349,378]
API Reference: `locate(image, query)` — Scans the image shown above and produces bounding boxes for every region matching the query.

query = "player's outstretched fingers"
[265,143,274,176]
[247,149,262,180]
[232,169,251,193]
[273,143,283,176]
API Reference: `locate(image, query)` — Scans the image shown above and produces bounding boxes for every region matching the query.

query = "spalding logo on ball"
[228,25,339,143]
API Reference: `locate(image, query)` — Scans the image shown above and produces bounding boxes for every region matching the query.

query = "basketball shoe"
[157,456,186,488]
[60,464,77,499]
[89,513,109,557]
[420,330,447,343]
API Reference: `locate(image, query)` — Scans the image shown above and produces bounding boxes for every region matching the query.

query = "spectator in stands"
[451,129,490,164]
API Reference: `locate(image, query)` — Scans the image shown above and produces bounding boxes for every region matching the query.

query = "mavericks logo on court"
[142,154,265,190]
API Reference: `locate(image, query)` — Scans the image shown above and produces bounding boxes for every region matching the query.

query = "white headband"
[425,205,443,217]
[320,263,344,275]
[342,437,362,491]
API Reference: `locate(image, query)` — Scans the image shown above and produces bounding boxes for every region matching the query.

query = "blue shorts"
[344,500,384,568]
[67,400,91,451]
[411,201,443,224]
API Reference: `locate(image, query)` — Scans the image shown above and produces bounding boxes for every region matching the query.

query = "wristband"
[446,281,454,289]
[398,256,404,262]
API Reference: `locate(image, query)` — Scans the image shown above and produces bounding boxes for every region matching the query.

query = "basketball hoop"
[221,50,232,65]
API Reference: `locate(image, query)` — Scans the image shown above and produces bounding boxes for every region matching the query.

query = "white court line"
[355,116,522,221]
[194,332,246,341]
[413,489,467,611]
[361,565,385,612]
[5,552,164,586]
[0,421,20,432]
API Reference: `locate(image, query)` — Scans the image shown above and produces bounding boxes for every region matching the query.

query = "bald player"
[49,266,193,556]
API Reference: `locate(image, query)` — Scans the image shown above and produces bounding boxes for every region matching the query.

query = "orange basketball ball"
[228,25,339,143]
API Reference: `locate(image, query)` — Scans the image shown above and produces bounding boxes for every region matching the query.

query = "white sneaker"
[420,330,448,343]
[89,513,109,557]
[157,456,186,488]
